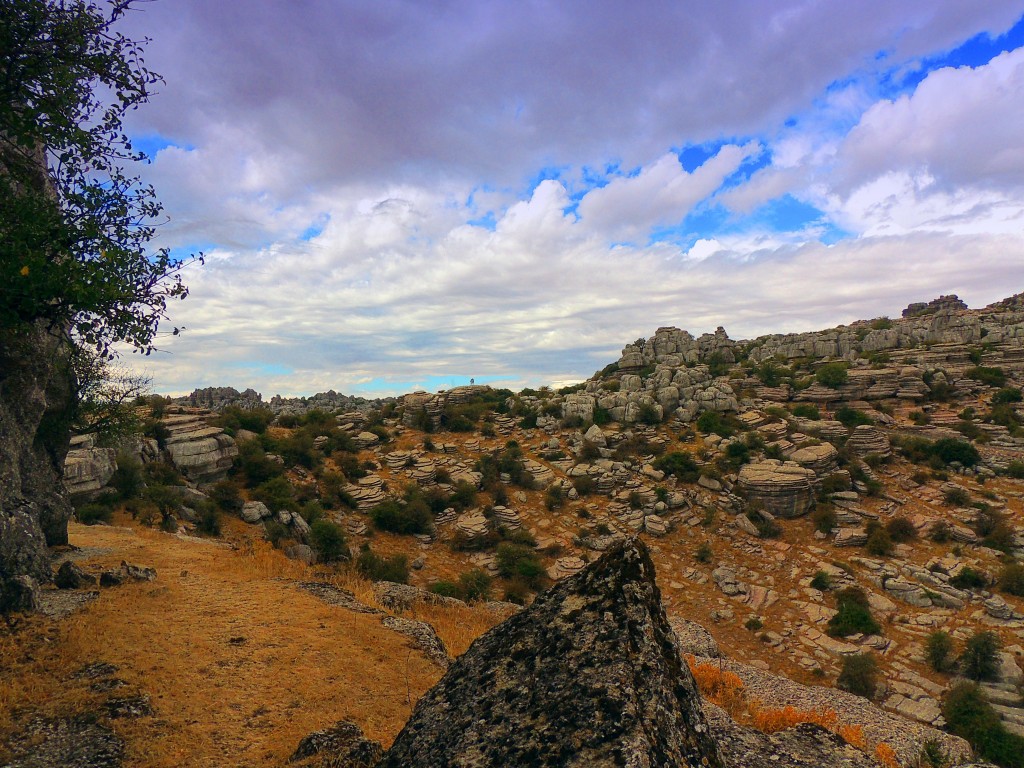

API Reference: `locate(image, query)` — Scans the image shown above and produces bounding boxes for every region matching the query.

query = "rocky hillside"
[15,291,1024,766]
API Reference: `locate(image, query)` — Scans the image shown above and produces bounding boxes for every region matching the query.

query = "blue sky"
[118,1,1024,397]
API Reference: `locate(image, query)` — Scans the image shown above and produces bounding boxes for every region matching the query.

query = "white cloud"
[577,143,760,240]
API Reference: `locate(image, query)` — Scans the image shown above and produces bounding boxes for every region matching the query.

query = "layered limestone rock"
[377,539,724,768]
[62,435,117,497]
[738,461,816,518]
[161,413,238,483]
[846,425,892,458]
[400,385,492,430]
[788,443,838,474]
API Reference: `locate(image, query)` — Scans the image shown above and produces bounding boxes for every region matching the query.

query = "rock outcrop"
[737,461,816,518]
[62,435,117,496]
[0,323,75,611]
[162,413,238,483]
[376,538,724,767]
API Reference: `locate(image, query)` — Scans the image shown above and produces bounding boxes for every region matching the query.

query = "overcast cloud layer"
[116,1,1024,397]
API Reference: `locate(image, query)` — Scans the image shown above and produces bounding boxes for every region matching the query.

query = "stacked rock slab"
[161,413,238,483]
[62,435,116,497]
[738,461,816,518]
[846,425,892,458]
[788,443,838,474]
[376,538,724,767]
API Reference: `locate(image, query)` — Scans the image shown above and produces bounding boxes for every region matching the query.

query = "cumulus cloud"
[577,143,760,240]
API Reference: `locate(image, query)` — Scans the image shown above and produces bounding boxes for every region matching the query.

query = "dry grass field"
[0,518,502,767]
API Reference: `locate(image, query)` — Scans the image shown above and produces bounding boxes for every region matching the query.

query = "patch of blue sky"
[896,13,1024,92]
[520,164,568,197]
[467,211,498,230]
[647,195,849,249]
[130,133,193,159]
[165,243,216,260]
[299,213,330,241]
[351,373,513,395]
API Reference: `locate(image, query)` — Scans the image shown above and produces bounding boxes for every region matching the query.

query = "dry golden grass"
[0,519,502,767]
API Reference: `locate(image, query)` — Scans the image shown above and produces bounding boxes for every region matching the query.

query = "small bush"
[355,546,409,584]
[943,681,1024,766]
[654,452,700,483]
[746,508,781,539]
[960,630,1001,682]
[696,410,733,437]
[1006,461,1024,479]
[792,404,820,420]
[828,586,881,637]
[993,387,1023,405]
[966,366,1007,388]
[369,498,433,535]
[695,542,713,564]
[196,503,222,537]
[496,543,545,590]
[944,487,971,506]
[309,519,349,562]
[208,480,244,513]
[926,631,955,673]
[458,568,492,601]
[77,502,114,525]
[836,407,873,428]
[810,571,832,591]
[999,564,1024,597]
[816,362,849,388]
[933,438,981,467]
[745,617,763,631]
[837,653,878,699]
[865,523,894,557]
[950,567,988,590]
[886,516,917,543]
[544,484,565,511]
[428,581,460,598]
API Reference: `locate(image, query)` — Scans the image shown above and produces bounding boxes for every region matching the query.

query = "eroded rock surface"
[377,538,724,768]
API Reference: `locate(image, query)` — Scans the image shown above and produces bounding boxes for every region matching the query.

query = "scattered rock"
[289,720,384,768]
[54,560,96,589]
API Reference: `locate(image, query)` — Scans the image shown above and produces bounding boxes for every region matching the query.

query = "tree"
[1,0,200,357]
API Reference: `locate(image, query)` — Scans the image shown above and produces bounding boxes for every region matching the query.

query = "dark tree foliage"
[1,0,200,357]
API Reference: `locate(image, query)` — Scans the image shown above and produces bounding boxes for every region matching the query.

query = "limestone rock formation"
[62,435,117,497]
[376,538,724,768]
[161,413,238,483]
[845,425,891,458]
[0,323,75,611]
[737,461,816,518]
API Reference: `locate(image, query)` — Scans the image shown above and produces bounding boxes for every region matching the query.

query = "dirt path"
[1,521,448,768]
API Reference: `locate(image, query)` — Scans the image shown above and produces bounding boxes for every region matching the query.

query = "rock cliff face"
[377,538,724,768]
[0,324,75,610]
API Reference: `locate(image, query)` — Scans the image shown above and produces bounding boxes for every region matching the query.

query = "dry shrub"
[748,700,838,733]
[685,656,747,718]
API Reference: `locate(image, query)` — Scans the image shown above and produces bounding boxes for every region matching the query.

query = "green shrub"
[744,617,763,631]
[932,438,980,467]
[999,564,1024,597]
[966,366,1007,388]
[886,516,917,543]
[816,362,849,388]
[792,404,820,420]
[827,586,881,637]
[653,452,700,483]
[961,631,1001,682]
[544,485,565,511]
[951,567,988,590]
[943,681,1024,767]
[837,652,879,698]
[724,440,751,467]
[458,568,493,601]
[696,410,732,437]
[695,542,713,564]
[810,571,832,591]
[428,580,460,598]
[144,460,185,486]
[109,453,145,500]
[355,546,409,584]
[253,476,298,513]
[214,405,274,434]
[836,407,873,428]
[993,388,1023,405]
[592,406,611,425]
[572,475,595,496]
[369,498,433,535]
[925,630,955,673]
[309,519,349,562]
[235,440,285,485]
[864,523,894,557]
[636,402,662,425]
[496,543,545,589]
[746,508,781,538]
[208,480,244,513]
[944,487,971,506]
[196,503,222,537]
[76,501,114,525]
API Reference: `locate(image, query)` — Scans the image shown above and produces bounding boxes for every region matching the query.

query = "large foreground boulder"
[377,538,723,768]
